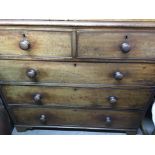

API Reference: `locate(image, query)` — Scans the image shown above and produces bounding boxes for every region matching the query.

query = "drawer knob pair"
[39,115,112,125]
[26,69,124,81]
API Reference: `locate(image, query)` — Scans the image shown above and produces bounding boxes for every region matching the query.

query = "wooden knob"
[26,69,37,79]
[108,96,117,105]
[33,93,42,103]
[19,39,30,50]
[120,42,131,53]
[40,114,46,124]
[105,116,112,125]
[113,71,124,80]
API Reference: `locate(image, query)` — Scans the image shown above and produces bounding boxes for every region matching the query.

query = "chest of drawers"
[0,20,155,134]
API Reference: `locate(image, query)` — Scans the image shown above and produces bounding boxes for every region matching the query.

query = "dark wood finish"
[9,107,143,129]
[2,85,152,110]
[1,20,155,134]
[1,60,155,86]
[14,125,138,134]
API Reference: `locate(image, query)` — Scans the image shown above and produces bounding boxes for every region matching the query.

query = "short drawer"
[77,29,155,59]
[1,60,155,86]
[3,86,152,109]
[9,107,143,129]
[0,29,72,57]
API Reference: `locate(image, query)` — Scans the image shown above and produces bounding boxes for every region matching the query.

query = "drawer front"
[1,60,155,85]
[77,30,155,59]
[3,86,152,109]
[10,107,143,129]
[0,30,72,57]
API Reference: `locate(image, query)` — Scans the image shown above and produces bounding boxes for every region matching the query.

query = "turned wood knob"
[105,116,112,125]
[40,114,46,124]
[120,42,131,53]
[113,71,124,80]
[108,96,117,105]
[19,39,30,50]
[33,93,42,103]
[26,69,37,79]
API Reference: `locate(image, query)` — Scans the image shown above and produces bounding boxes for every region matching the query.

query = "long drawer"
[1,60,155,85]
[77,29,155,59]
[9,107,143,129]
[0,29,72,57]
[3,86,152,109]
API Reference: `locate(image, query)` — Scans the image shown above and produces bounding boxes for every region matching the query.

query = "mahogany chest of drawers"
[0,20,155,134]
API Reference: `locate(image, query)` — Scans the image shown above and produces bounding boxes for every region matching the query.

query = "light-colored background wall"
[0,0,154,19]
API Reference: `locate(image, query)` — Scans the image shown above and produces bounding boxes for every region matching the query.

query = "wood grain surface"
[2,85,152,109]
[0,30,72,57]
[78,29,155,59]
[1,60,155,86]
[0,20,154,133]
[9,107,143,129]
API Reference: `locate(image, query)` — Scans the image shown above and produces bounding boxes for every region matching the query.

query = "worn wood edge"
[0,20,155,28]
[0,55,74,61]
[2,83,154,89]
[0,27,73,31]
[2,55,155,63]
[71,31,77,58]
[7,104,145,111]
[1,81,155,89]
[14,124,137,133]
[8,105,144,111]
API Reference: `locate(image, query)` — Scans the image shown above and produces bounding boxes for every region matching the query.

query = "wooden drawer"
[9,107,143,129]
[3,86,152,109]
[77,29,155,59]
[1,60,155,85]
[0,29,72,57]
